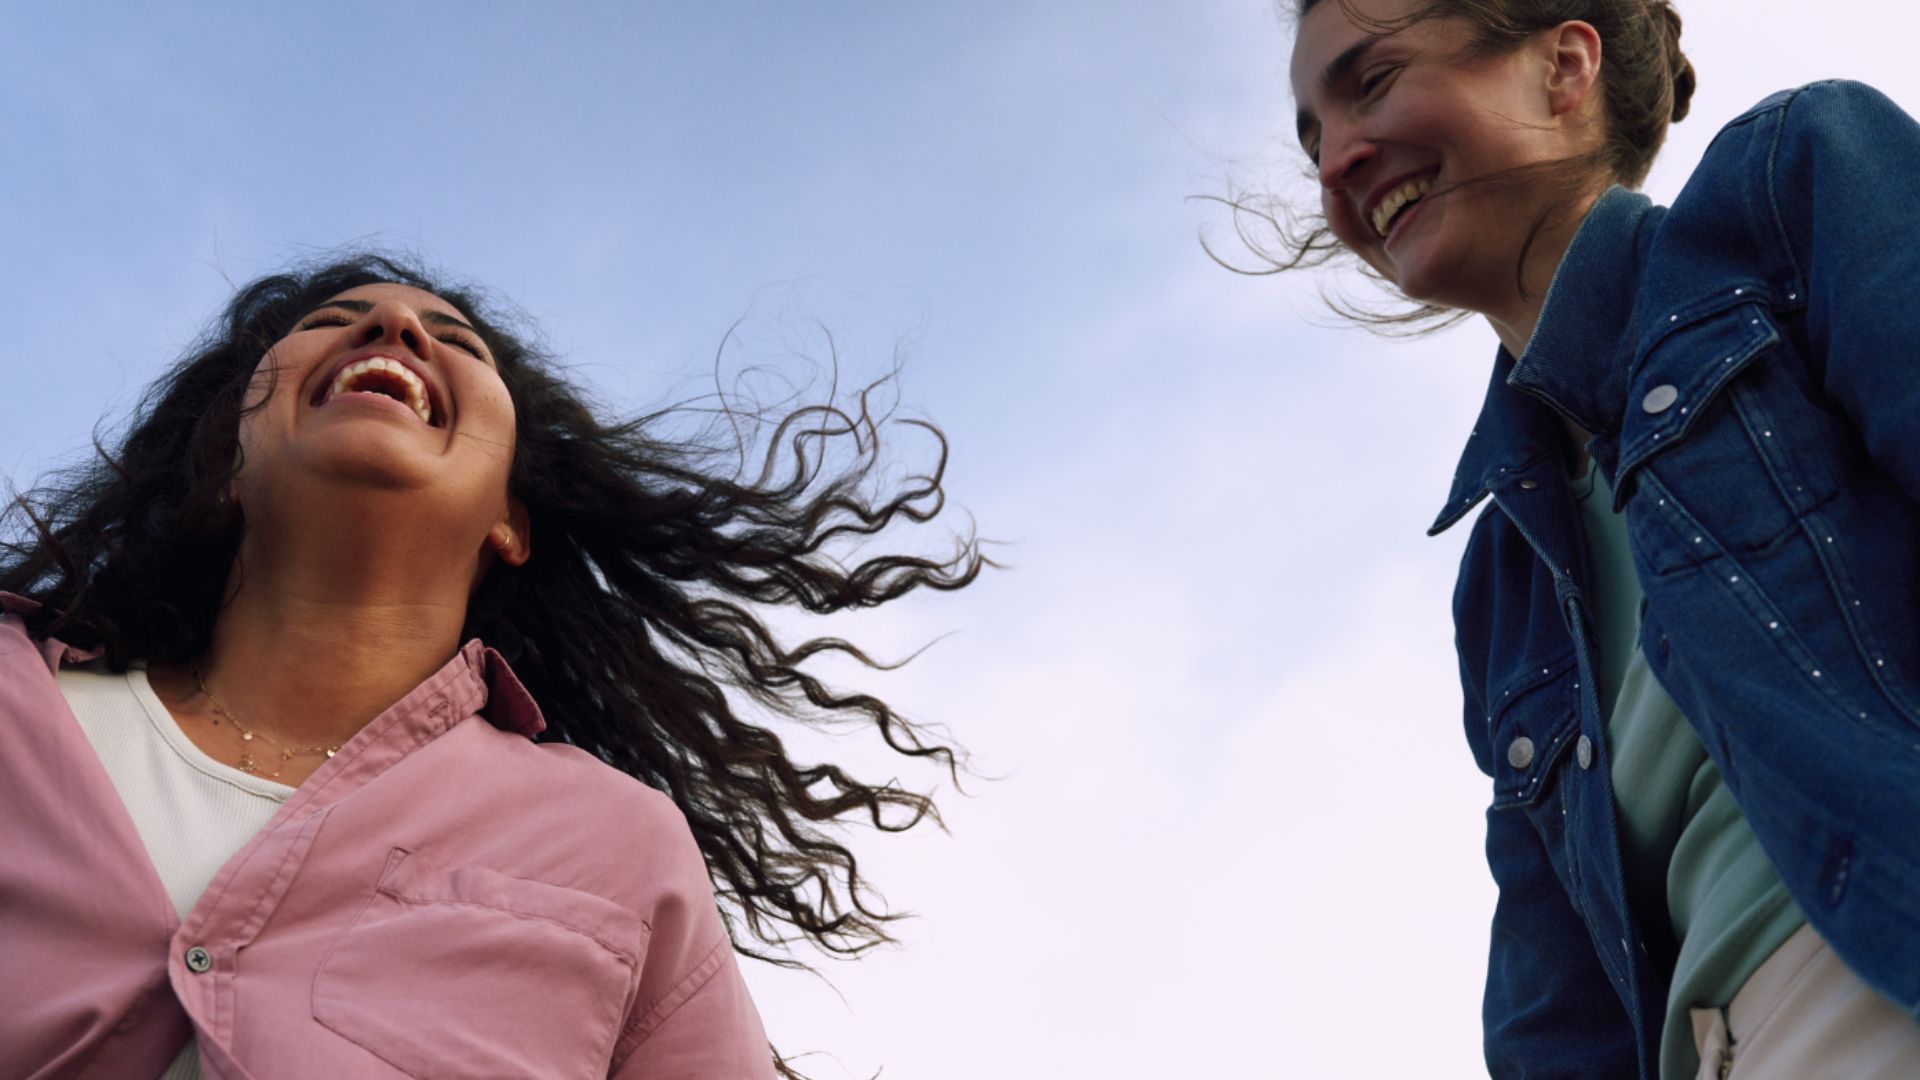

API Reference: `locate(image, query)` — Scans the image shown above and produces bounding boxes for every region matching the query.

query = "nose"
[353,300,433,358]
[1316,116,1377,193]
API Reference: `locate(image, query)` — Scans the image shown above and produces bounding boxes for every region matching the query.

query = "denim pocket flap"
[1487,663,1578,809]
[1619,301,1780,482]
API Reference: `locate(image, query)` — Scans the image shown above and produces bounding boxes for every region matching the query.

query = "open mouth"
[315,357,439,426]
[1371,170,1439,239]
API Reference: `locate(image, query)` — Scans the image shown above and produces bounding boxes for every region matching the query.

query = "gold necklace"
[192,669,341,778]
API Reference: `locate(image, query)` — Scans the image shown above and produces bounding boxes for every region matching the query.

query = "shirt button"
[185,946,212,974]
[1507,736,1535,769]
[1518,478,1540,490]
[1642,385,1680,414]
[1576,735,1594,769]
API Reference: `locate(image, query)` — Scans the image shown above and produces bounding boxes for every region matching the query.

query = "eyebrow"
[306,297,480,334]
[1295,34,1385,148]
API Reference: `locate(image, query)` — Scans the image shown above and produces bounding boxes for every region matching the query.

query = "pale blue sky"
[5,3,1916,1076]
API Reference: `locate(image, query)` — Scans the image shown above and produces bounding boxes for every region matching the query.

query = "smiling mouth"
[320,358,436,425]
[1371,174,1436,239]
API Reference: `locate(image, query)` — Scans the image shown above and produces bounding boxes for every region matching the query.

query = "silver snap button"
[1642,385,1680,414]
[1576,735,1593,770]
[1507,736,1535,770]
[1519,478,1539,490]
[185,946,212,974]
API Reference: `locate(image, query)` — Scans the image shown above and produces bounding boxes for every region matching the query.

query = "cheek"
[240,349,287,413]
[235,342,321,450]
[233,352,289,458]
[458,374,521,465]
[1323,189,1396,280]
[1322,189,1373,253]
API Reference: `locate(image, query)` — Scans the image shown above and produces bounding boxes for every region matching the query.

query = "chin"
[1385,240,1470,311]
[303,442,440,494]
[1392,271,1447,307]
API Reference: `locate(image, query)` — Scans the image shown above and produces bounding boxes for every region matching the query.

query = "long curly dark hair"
[0,253,988,1077]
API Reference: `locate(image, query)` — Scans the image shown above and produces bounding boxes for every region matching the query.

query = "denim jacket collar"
[1429,186,1663,535]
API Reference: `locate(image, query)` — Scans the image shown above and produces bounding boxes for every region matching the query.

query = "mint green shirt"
[1573,463,1806,1080]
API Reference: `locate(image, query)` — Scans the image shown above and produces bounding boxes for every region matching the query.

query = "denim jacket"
[1431,81,1920,1079]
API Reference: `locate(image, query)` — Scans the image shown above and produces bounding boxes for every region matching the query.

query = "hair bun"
[1649,0,1696,123]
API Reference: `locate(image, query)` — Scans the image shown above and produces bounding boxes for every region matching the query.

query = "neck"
[1480,187,1604,359]
[179,494,488,746]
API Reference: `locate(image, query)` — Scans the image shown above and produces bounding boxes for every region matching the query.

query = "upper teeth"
[325,357,432,424]
[1372,177,1434,238]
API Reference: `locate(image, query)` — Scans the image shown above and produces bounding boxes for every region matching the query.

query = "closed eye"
[1298,67,1401,168]
[294,311,354,332]
[294,309,491,363]
[430,328,488,360]
[1359,65,1399,99]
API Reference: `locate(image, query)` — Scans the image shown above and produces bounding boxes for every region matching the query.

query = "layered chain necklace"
[192,669,341,779]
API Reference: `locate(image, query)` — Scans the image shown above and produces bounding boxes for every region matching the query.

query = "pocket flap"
[376,847,647,963]
[1618,301,1779,485]
[1487,661,1578,809]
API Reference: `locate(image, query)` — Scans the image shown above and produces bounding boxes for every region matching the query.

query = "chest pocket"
[313,847,648,1079]
[1617,300,1803,576]
[1486,661,1578,810]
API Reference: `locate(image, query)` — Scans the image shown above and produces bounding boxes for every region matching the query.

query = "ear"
[1543,19,1603,121]
[485,497,532,568]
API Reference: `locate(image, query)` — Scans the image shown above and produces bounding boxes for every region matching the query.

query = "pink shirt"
[0,600,774,1079]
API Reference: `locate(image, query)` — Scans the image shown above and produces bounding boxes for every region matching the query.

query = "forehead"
[1289,0,1414,95]
[321,282,466,320]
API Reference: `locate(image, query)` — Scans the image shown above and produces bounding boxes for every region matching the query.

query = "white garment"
[1691,921,1920,1079]
[57,664,292,1080]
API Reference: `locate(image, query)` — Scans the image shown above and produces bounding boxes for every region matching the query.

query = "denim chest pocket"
[1617,301,1822,576]
[1486,662,1579,810]
[313,847,648,1079]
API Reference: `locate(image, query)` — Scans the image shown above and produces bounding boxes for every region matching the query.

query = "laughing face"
[1290,0,1600,316]
[232,282,527,567]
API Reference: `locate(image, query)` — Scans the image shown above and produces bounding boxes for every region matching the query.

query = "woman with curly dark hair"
[0,254,984,1079]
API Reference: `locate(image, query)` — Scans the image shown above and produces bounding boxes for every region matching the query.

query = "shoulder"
[0,606,31,655]
[500,734,700,837]
[0,593,39,648]
[0,596,73,678]
[1738,79,1906,125]
[476,732,713,888]
[0,611,48,707]
[1679,79,1920,270]
[1710,79,1916,158]
[1646,81,1915,303]
[492,737,678,818]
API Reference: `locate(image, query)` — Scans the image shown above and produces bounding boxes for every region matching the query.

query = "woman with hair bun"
[1277,1,1920,1076]
[0,256,984,1078]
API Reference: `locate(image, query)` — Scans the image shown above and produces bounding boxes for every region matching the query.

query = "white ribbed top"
[57,663,293,1080]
